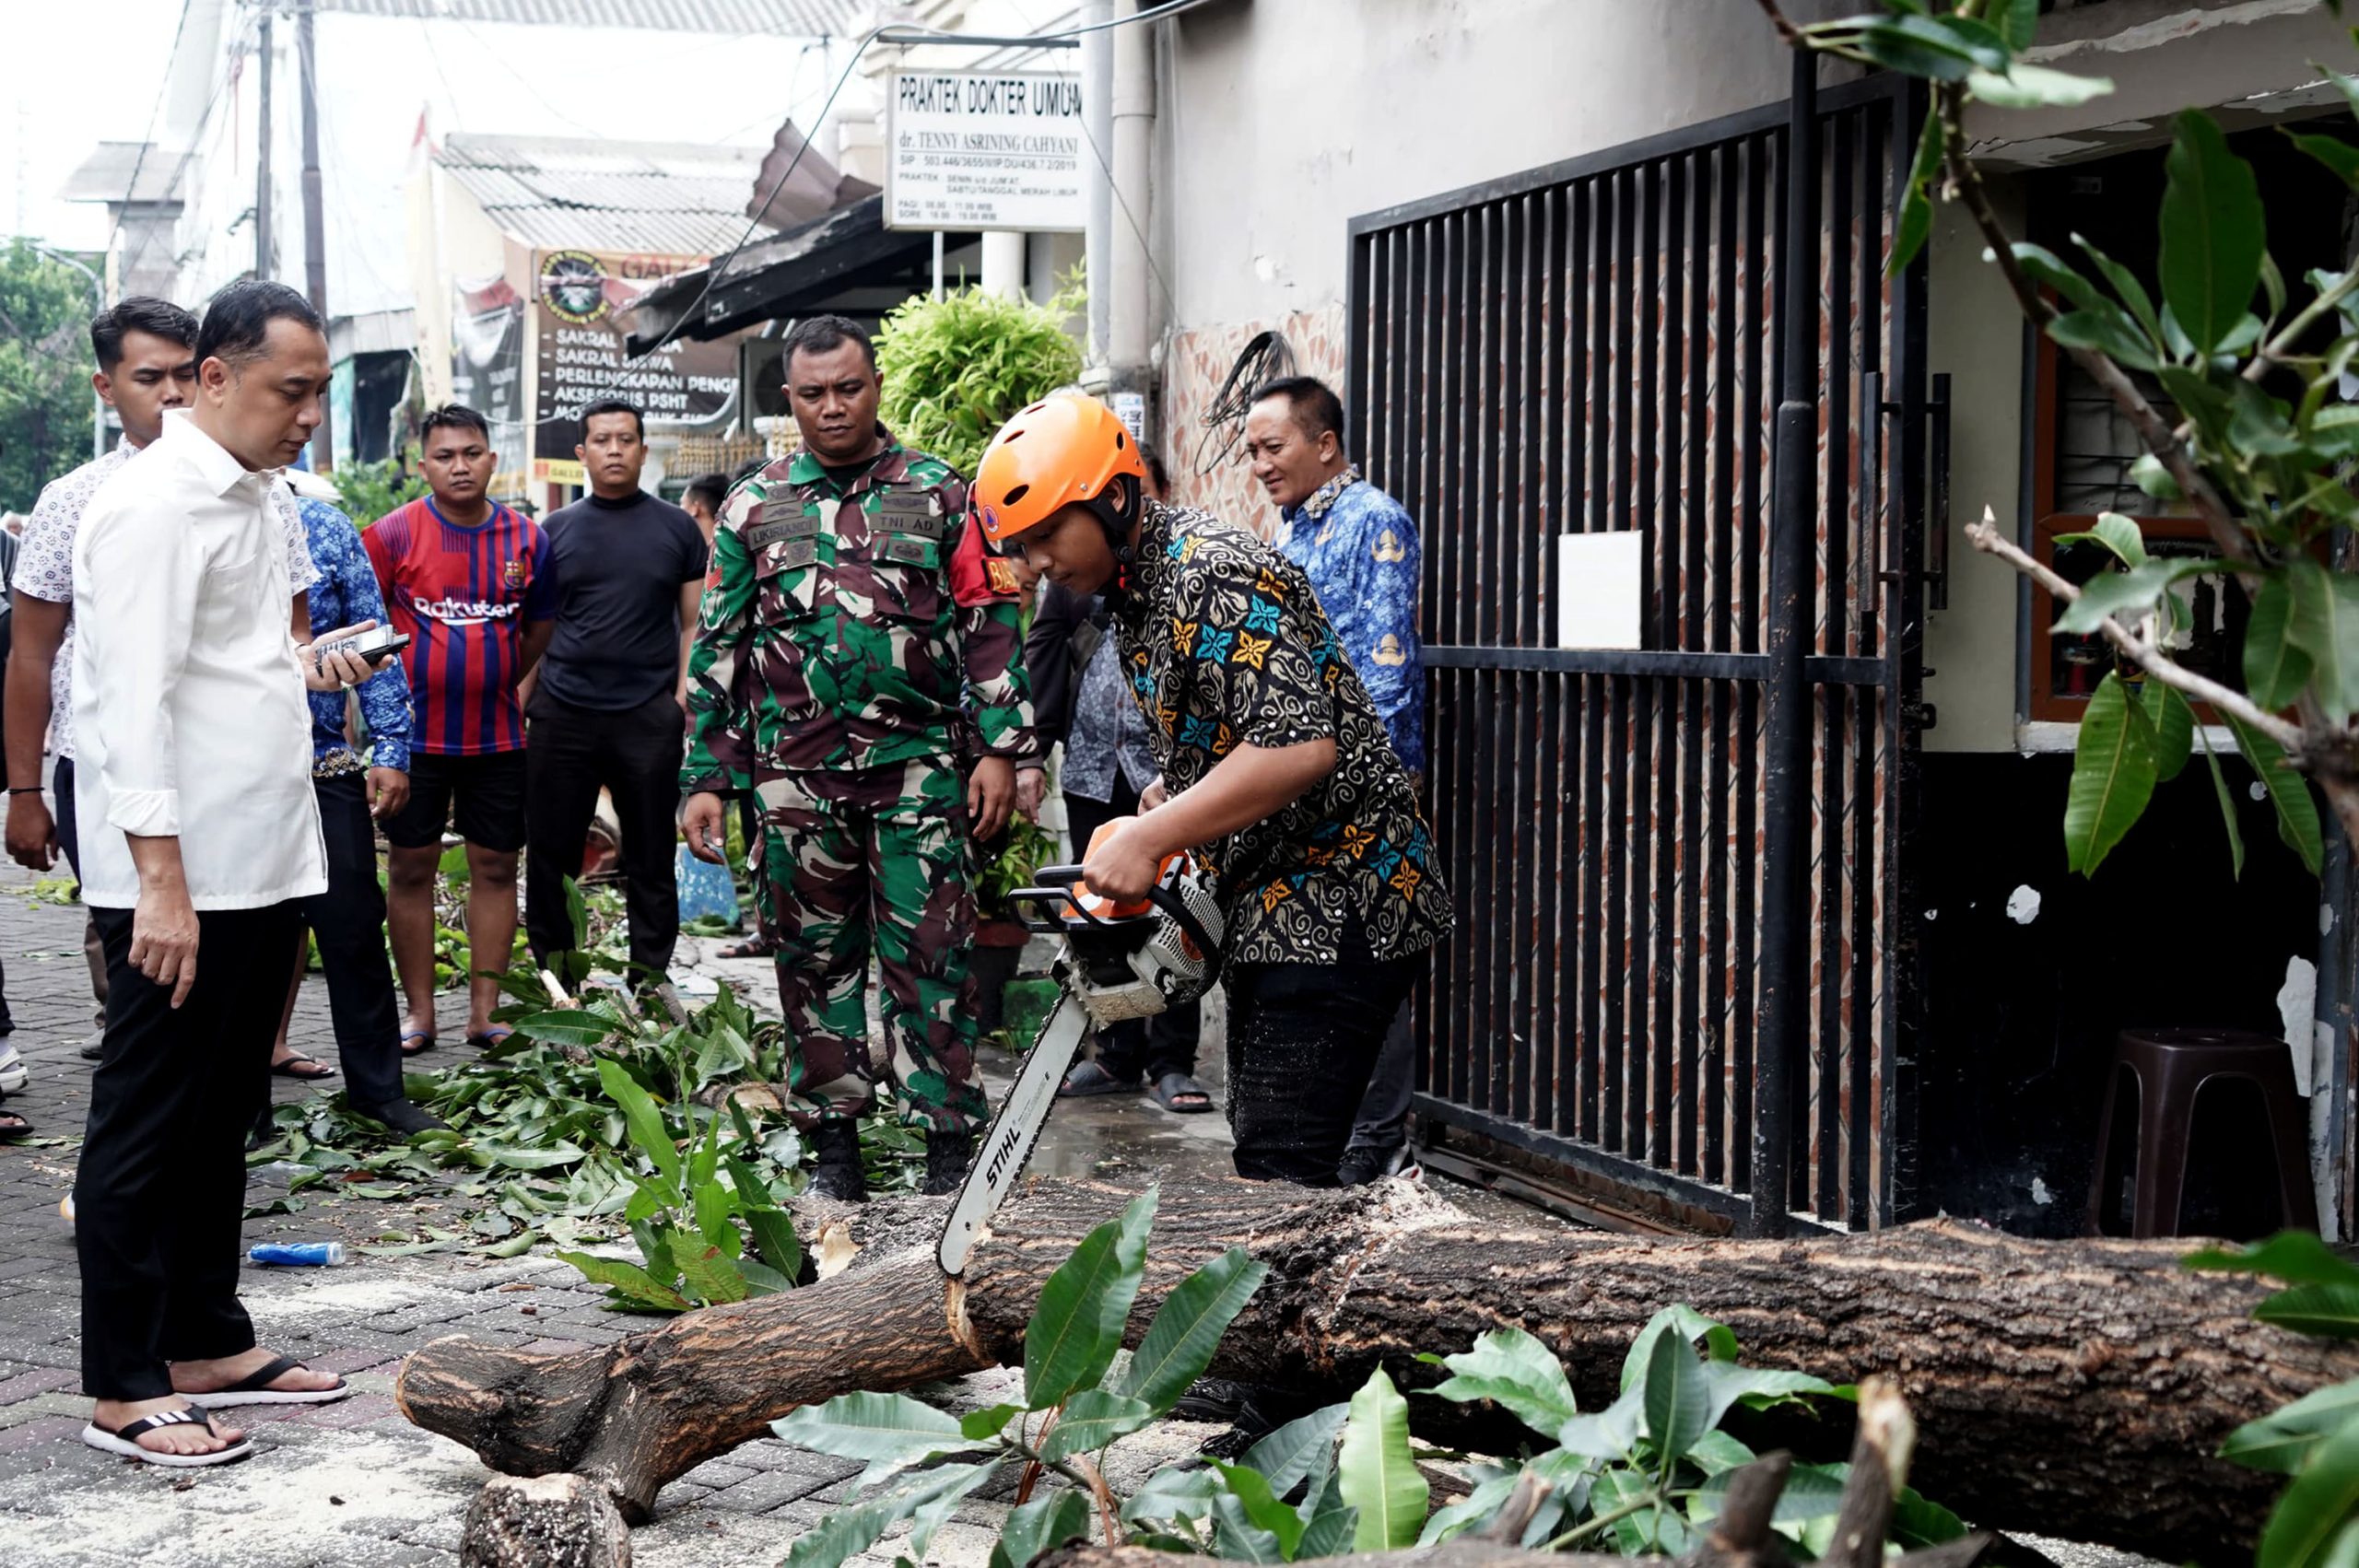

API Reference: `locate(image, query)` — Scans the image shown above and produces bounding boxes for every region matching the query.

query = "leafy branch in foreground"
[1770,0,2359,874]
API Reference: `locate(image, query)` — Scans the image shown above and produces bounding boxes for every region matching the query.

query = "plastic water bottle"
[248,1241,346,1266]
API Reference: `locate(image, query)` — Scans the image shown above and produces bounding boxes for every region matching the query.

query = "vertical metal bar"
[1754,50,1821,1237]
[1539,187,1567,1133]
[1579,176,1609,1145]
[1849,106,1888,1228]
[1813,109,1855,1223]
[1731,132,1768,1193]
[1678,149,1710,1177]
[1706,142,1739,1185]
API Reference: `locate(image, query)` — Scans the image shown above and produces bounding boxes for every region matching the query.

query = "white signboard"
[1556,532,1645,650]
[886,70,1086,233]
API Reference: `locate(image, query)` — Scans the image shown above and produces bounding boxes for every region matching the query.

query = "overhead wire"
[115,6,260,293]
[98,0,198,272]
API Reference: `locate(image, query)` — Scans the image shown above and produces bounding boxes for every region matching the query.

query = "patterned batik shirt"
[684,429,1035,793]
[1274,466,1425,773]
[294,495,413,776]
[19,439,319,759]
[1109,498,1453,966]
[1061,598,1160,804]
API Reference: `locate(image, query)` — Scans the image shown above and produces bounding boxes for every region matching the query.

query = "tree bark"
[395,1177,2357,1562]
[460,1474,631,1568]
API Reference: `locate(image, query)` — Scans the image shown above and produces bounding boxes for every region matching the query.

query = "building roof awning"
[623,193,976,353]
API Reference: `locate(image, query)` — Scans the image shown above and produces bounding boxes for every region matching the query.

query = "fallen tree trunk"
[396,1176,2356,1562]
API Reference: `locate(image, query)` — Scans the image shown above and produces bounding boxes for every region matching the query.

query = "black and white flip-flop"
[181,1354,352,1410]
[82,1407,253,1468]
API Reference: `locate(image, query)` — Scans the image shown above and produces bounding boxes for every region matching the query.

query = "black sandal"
[0,1106,31,1140]
[82,1407,252,1468]
[181,1353,352,1410]
[1147,1071,1215,1114]
[270,1052,337,1081]
[1058,1060,1142,1098]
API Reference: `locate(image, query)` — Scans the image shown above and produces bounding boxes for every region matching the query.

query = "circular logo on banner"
[538,250,611,324]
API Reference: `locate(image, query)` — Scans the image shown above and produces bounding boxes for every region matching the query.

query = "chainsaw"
[937,821,1225,1275]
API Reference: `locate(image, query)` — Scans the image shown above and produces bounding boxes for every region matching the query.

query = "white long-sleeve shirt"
[70,410,326,910]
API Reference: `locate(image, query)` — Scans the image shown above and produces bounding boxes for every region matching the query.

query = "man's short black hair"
[90,297,198,373]
[1250,375,1348,453]
[195,280,324,369]
[684,472,731,512]
[580,397,644,439]
[781,314,876,375]
[421,404,490,442]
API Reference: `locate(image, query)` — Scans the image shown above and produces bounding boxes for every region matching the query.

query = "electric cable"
[1191,330,1294,478]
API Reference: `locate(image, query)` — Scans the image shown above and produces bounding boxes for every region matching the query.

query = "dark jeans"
[299,772,405,1109]
[1225,947,1423,1186]
[53,755,105,1028]
[1064,779,1199,1081]
[1348,1003,1416,1154]
[525,690,686,978]
[78,902,303,1399]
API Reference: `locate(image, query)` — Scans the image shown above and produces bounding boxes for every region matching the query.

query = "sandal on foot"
[398,1030,437,1057]
[270,1052,337,1081]
[1058,1059,1141,1098]
[464,1027,514,1050]
[718,935,774,960]
[0,1106,32,1141]
[83,1408,252,1468]
[181,1354,350,1410]
[1147,1071,1215,1114]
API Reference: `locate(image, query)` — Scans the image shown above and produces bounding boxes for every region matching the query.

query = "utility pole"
[255,7,274,279]
[298,0,334,467]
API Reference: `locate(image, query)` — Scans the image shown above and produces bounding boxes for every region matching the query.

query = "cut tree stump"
[395,1176,2356,1562]
[460,1473,631,1568]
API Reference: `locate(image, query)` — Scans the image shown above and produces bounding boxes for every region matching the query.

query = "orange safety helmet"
[970,392,1147,547]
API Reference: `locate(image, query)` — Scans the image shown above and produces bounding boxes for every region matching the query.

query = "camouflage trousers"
[755,760,988,1134]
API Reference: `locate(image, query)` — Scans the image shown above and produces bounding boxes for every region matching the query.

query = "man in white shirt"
[4,298,320,1068]
[73,281,390,1469]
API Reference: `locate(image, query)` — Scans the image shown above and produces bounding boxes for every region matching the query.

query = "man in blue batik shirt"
[272,474,446,1136]
[1246,376,1425,1183]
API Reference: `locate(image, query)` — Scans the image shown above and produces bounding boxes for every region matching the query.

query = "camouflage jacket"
[683,431,1035,791]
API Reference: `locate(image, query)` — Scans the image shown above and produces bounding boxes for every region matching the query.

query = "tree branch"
[1963,509,2303,751]
[1929,81,2254,567]
[1751,0,1801,47]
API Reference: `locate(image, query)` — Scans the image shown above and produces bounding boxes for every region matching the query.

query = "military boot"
[810,1119,867,1202]
[923,1130,975,1196]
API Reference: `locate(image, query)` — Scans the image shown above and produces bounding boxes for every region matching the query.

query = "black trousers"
[78,901,304,1399]
[299,772,405,1108]
[524,690,685,978]
[1063,779,1199,1081]
[1225,947,1423,1186]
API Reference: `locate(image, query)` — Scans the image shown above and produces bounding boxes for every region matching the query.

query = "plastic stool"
[2086,1027,2318,1238]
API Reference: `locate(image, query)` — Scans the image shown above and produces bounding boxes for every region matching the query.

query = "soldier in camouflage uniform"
[683,316,1035,1200]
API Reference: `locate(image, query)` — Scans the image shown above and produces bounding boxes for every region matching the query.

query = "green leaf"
[2007,243,2106,316]
[2197,726,2248,881]
[961,1403,1025,1443]
[1417,1472,1520,1548]
[511,1010,624,1048]
[1117,1246,1269,1416]
[2259,1285,2359,1339]
[1037,1389,1155,1461]
[1428,1326,1582,1439]
[1241,1402,1351,1498]
[1891,1485,1970,1549]
[2142,683,2195,784]
[675,1242,748,1305]
[555,1248,689,1311]
[595,1056,682,1190]
[743,1202,802,1281]
[1024,1188,1156,1410]
[1209,1492,1286,1564]
[1890,108,1945,277]
[2186,1230,2359,1286]
[781,1489,910,1568]
[2048,305,2162,371]
[1297,1470,1362,1560]
[771,1389,967,1464]
[1848,14,2004,79]
[2161,110,2267,356]
[2224,711,2325,876]
[1338,1369,1427,1550]
[1208,1461,1309,1560]
[2260,1416,2359,1568]
[1558,1387,1646,1461]
[2291,131,2359,189]
[2225,1380,2359,1475]
[1121,1466,1227,1525]
[1967,62,2113,110]
[1641,1328,1712,1480]
[2248,576,2318,710]
[1621,1305,1740,1393]
[2075,233,2165,346]
[1687,1429,1759,1477]
[2054,557,2187,634]
[1702,1362,1838,1422]
[904,1461,1001,1561]
[2053,511,2150,569]
[992,1489,1093,1568]
[1995,0,2038,50]
[2064,673,2160,876]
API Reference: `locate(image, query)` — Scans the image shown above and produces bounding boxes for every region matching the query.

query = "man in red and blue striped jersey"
[364,405,555,1054]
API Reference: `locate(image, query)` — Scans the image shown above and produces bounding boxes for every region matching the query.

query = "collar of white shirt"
[157,408,281,502]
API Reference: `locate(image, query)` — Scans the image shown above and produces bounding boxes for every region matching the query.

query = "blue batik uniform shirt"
[1274,465,1424,773]
[295,494,414,774]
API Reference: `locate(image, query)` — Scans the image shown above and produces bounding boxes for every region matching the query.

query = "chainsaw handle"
[1008,864,1225,968]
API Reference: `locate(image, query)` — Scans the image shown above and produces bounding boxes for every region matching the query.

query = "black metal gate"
[1346,66,1931,1235]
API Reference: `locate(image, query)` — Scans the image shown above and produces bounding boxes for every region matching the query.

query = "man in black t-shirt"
[525,398,709,982]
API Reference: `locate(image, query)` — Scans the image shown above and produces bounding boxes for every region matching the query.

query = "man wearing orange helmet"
[972,394,1452,1186]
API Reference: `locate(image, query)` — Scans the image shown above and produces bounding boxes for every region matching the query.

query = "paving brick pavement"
[0,860,1254,1567]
